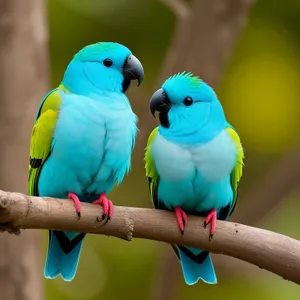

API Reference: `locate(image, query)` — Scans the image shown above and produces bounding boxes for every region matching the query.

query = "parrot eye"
[103,59,113,67]
[183,97,193,106]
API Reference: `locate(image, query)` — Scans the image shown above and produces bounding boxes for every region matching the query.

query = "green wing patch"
[225,126,245,216]
[144,127,160,208]
[28,89,62,196]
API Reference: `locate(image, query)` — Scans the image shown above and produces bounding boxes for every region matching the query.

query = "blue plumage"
[41,91,136,281]
[45,231,84,281]
[29,42,144,281]
[146,72,244,285]
[38,91,137,198]
[151,129,235,285]
[179,249,216,285]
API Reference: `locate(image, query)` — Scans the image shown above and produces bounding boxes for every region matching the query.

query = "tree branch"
[0,190,299,285]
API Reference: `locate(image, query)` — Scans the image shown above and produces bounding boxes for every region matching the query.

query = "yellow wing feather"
[28,89,62,196]
[144,127,159,208]
[225,126,245,216]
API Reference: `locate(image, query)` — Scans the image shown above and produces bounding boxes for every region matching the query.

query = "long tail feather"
[44,230,85,281]
[177,247,217,285]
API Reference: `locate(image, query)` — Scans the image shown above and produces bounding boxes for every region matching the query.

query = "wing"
[144,130,181,260]
[28,88,62,196]
[225,124,245,217]
[144,127,160,209]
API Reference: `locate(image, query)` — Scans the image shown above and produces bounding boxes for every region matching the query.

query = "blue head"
[150,72,226,144]
[61,42,144,96]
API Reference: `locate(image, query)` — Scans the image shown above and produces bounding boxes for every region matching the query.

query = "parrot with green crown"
[145,72,244,285]
[28,42,144,281]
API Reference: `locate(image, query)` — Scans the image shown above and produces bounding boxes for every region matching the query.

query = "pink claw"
[68,192,81,218]
[175,207,188,235]
[204,208,217,240]
[92,193,114,223]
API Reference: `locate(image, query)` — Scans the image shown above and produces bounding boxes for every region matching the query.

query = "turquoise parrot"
[28,42,144,281]
[145,72,244,285]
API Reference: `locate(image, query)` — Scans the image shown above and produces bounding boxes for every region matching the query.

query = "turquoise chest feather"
[38,91,137,200]
[151,130,236,213]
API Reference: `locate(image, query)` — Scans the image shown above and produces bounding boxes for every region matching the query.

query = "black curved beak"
[150,88,171,128]
[122,54,144,87]
[150,88,171,116]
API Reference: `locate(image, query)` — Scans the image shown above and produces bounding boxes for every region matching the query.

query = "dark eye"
[183,97,193,106]
[103,59,113,67]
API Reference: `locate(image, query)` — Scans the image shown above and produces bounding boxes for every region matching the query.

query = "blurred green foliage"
[45,0,300,299]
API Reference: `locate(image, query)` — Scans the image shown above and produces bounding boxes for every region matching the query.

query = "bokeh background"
[1,0,300,299]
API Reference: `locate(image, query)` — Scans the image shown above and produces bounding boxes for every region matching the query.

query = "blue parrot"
[145,72,244,285]
[28,42,144,281]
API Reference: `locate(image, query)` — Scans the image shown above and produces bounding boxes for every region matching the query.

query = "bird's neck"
[159,121,224,145]
[159,107,226,144]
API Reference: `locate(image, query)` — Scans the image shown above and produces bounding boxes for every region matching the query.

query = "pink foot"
[175,207,188,235]
[204,208,217,240]
[93,193,114,223]
[68,192,81,219]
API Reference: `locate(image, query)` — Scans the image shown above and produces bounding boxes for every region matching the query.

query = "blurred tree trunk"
[0,1,49,300]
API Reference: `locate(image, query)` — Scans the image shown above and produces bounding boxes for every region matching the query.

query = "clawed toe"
[68,192,81,219]
[93,193,114,224]
[175,207,188,235]
[204,208,217,240]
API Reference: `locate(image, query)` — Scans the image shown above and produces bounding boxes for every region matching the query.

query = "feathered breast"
[151,130,236,183]
[52,92,137,189]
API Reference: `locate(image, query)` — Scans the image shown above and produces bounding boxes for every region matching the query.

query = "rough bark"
[0,1,49,299]
[0,191,300,286]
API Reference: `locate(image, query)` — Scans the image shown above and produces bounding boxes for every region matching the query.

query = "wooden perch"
[0,189,299,285]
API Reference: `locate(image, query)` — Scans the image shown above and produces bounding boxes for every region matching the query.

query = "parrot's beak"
[150,88,171,128]
[122,54,144,87]
[150,88,171,116]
